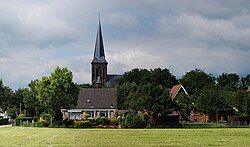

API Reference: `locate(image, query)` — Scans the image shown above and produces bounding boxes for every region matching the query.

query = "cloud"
[0,0,249,89]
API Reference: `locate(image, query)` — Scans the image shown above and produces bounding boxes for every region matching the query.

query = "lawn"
[0,127,250,146]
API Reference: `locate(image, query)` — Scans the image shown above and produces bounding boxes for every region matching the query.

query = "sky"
[0,0,250,90]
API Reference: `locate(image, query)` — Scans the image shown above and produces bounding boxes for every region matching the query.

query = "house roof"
[76,88,117,109]
[106,74,123,87]
[169,84,188,99]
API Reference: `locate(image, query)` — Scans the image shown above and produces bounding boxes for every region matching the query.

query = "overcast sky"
[0,0,250,90]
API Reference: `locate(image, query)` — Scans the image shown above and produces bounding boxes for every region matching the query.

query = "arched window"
[96,67,102,80]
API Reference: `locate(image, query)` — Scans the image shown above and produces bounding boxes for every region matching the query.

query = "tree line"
[0,67,78,124]
[115,68,250,125]
[0,67,249,125]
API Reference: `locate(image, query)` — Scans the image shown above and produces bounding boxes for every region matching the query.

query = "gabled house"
[62,89,117,120]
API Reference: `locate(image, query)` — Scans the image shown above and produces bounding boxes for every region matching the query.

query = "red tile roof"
[169,84,182,97]
[169,84,188,99]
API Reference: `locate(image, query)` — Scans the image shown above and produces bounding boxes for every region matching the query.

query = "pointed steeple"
[91,13,107,64]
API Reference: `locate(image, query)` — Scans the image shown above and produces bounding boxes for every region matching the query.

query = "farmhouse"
[62,17,120,120]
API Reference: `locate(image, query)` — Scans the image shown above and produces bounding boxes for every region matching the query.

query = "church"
[62,18,121,120]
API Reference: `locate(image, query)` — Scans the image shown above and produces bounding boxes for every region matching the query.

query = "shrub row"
[16,112,149,128]
[0,118,9,125]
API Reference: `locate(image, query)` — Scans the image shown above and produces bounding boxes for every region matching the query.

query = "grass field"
[0,127,250,146]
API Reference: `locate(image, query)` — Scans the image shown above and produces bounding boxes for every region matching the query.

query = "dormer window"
[87,99,91,103]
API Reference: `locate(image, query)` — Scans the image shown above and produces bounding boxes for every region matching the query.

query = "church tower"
[91,16,108,86]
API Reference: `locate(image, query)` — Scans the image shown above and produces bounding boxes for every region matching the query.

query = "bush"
[95,117,111,126]
[73,120,90,128]
[110,117,118,126]
[62,118,74,128]
[124,112,148,128]
[37,114,51,127]
[0,118,9,125]
[34,121,45,127]
[15,114,33,126]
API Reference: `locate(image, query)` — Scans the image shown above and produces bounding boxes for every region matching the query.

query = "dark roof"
[76,88,117,109]
[91,18,107,64]
[106,74,123,87]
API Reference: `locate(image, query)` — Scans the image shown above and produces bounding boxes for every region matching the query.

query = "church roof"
[91,17,107,64]
[106,74,123,87]
[76,88,117,109]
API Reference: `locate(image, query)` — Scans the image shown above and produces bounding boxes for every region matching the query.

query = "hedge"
[0,118,9,125]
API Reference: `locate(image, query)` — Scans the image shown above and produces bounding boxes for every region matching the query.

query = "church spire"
[91,13,108,86]
[92,12,107,64]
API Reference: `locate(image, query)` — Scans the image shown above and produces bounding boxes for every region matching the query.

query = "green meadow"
[0,127,250,146]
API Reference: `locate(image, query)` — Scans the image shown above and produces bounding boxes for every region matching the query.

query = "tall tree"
[180,69,215,97]
[117,68,151,85]
[36,67,79,122]
[217,73,240,91]
[13,88,28,114]
[196,85,232,120]
[150,68,177,89]
[240,74,250,90]
[0,80,14,111]
[116,82,138,109]
[22,80,45,117]
[230,91,249,117]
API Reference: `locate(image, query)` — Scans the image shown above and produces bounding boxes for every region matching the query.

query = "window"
[69,112,81,120]
[86,111,95,119]
[87,99,91,103]
[100,111,108,118]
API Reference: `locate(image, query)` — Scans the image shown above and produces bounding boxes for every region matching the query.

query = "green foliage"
[217,73,240,91]
[15,114,33,126]
[35,67,79,122]
[95,117,111,126]
[16,114,25,119]
[38,113,52,127]
[73,120,90,128]
[125,92,148,111]
[124,111,148,128]
[62,118,74,128]
[116,82,138,109]
[230,91,249,117]
[23,80,44,117]
[196,85,232,116]
[180,69,215,97]
[240,74,250,90]
[117,68,177,89]
[247,93,250,116]
[6,107,18,118]
[13,88,28,112]
[0,118,9,125]
[0,80,15,112]
[77,83,94,89]
[117,76,176,126]
[110,117,118,126]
